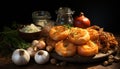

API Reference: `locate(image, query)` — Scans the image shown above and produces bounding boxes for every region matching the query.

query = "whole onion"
[36,40,46,49]
[74,12,91,28]
[34,50,50,64]
[11,49,30,65]
[32,40,39,46]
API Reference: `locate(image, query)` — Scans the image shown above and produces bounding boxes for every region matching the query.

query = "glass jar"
[32,11,55,36]
[32,11,52,27]
[56,7,75,26]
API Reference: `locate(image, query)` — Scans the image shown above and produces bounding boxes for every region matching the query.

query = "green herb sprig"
[0,24,30,51]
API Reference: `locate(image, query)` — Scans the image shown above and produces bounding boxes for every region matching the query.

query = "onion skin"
[11,49,30,66]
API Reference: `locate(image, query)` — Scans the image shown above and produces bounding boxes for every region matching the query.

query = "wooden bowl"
[18,24,42,42]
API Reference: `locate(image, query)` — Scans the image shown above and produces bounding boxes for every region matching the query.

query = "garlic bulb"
[11,49,30,65]
[34,50,50,64]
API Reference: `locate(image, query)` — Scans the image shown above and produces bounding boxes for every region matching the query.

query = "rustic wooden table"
[0,60,120,69]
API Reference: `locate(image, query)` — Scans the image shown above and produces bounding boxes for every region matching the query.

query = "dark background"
[0,0,119,33]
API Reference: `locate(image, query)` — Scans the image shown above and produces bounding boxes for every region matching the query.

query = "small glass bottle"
[56,7,74,26]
